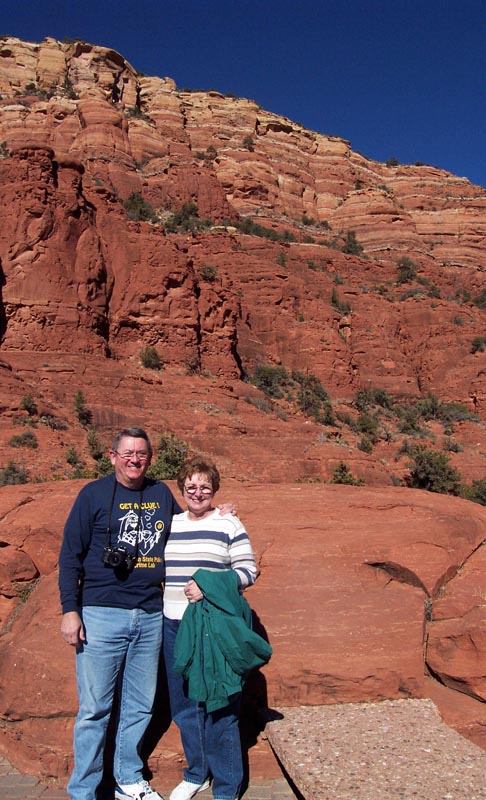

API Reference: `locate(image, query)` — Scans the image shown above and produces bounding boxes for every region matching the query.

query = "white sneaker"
[169,778,210,800]
[115,779,164,800]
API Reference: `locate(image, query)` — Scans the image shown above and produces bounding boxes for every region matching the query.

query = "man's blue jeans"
[68,606,163,800]
[163,616,243,800]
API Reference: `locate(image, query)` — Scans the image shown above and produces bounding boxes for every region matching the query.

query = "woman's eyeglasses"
[183,485,213,496]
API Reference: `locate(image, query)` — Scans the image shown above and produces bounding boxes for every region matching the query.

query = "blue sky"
[4,0,486,187]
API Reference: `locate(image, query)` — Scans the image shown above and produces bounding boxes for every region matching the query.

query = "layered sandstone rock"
[1,37,486,787]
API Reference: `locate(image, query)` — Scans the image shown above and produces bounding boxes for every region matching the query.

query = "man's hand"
[219,501,237,516]
[61,611,85,646]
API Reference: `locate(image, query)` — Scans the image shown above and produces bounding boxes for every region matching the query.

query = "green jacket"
[172,569,272,712]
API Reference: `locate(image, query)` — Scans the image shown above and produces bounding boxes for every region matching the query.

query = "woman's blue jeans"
[68,606,163,800]
[163,616,243,800]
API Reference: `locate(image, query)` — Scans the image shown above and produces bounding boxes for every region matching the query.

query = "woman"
[163,457,260,800]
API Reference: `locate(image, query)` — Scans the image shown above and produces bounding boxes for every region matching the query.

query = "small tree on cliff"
[74,391,92,427]
[140,346,163,370]
[341,230,363,256]
[330,461,363,486]
[148,433,188,480]
[123,192,157,223]
[405,446,461,495]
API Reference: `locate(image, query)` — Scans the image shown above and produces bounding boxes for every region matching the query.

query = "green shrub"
[20,394,37,416]
[302,213,315,226]
[471,336,486,354]
[443,437,462,453]
[437,400,478,424]
[125,106,151,122]
[92,455,114,478]
[140,346,163,370]
[147,433,189,480]
[405,446,461,494]
[292,371,334,424]
[358,436,373,453]
[39,414,68,430]
[472,290,486,309]
[200,264,218,282]
[330,461,363,486]
[414,393,442,420]
[0,461,29,485]
[463,478,486,505]
[164,203,211,234]
[74,391,92,427]
[244,395,273,413]
[243,135,254,151]
[400,288,426,301]
[356,413,379,444]
[414,394,478,425]
[87,427,104,460]
[236,218,296,242]
[396,256,418,284]
[249,366,334,424]
[66,447,83,468]
[341,230,363,256]
[9,431,38,449]
[397,395,477,434]
[355,387,394,412]
[336,410,355,428]
[123,192,157,223]
[185,356,202,375]
[249,365,290,399]
[62,77,78,99]
[396,405,424,436]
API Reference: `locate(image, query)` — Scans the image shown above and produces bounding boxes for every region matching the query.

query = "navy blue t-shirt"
[59,474,182,613]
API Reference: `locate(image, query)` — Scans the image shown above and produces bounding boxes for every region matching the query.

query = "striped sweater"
[163,509,258,620]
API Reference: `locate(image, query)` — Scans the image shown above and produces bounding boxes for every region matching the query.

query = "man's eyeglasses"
[183,485,213,495]
[113,450,150,461]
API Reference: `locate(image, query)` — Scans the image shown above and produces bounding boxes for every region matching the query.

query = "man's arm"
[227,517,259,588]
[58,486,94,642]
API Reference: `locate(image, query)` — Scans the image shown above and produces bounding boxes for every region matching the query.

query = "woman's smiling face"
[183,472,215,518]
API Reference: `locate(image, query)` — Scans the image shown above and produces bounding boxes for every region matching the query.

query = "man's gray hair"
[111,427,152,454]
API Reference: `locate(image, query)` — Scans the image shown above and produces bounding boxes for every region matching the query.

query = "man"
[59,427,182,800]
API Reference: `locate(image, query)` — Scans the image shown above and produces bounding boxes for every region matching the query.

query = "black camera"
[103,546,137,571]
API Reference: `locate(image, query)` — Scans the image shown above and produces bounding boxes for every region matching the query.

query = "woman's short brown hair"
[176,457,220,494]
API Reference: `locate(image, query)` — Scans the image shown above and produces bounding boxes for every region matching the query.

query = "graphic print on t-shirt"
[115,501,165,562]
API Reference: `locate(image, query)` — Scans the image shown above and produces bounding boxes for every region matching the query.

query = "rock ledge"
[265,699,486,800]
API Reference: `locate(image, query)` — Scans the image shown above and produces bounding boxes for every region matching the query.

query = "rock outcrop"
[1,37,486,389]
[0,481,484,782]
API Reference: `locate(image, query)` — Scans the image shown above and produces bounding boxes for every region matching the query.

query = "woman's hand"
[184,579,204,603]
